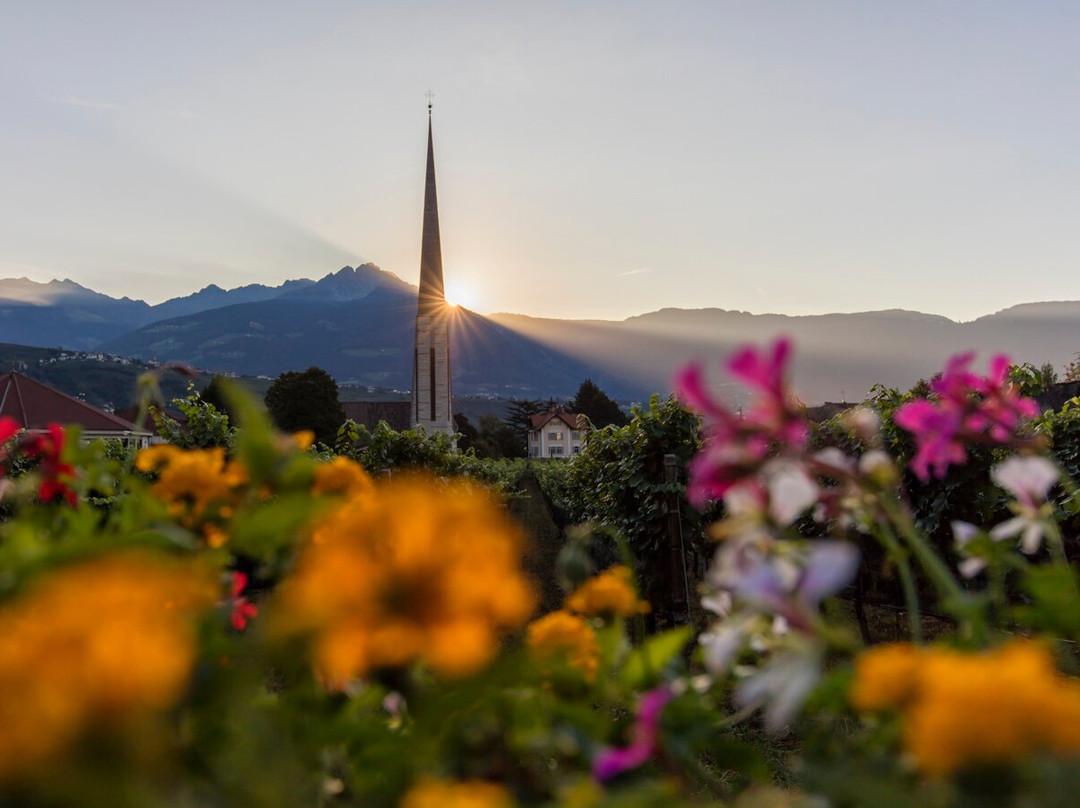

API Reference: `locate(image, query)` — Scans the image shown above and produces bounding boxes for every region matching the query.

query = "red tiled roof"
[528,408,586,431]
[0,372,145,433]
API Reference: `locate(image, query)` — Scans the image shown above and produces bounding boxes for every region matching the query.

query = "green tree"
[199,375,240,425]
[569,378,628,428]
[452,413,479,453]
[1040,361,1059,388]
[503,398,546,451]
[1065,355,1080,383]
[264,367,345,446]
[155,384,234,449]
[474,414,524,458]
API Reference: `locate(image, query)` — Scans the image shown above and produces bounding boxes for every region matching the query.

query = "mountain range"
[3,266,1080,405]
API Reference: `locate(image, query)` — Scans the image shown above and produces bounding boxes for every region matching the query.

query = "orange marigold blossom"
[526,610,600,682]
[851,640,1080,776]
[136,445,248,540]
[0,553,216,783]
[399,778,515,808]
[311,455,374,499]
[565,565,649,618]
[270,474,535,685]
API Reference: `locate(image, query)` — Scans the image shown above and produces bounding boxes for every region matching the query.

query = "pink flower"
[229,571,258,630]
[592,686,673,781]
[894,353,1038,481]
[893,399,966,481]
[677,338,809,506]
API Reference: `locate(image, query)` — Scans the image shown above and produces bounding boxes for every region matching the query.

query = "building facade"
[527,408,586,458]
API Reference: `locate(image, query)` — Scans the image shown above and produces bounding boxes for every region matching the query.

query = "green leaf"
[1012,562,1080,638]
[620,625,693,689]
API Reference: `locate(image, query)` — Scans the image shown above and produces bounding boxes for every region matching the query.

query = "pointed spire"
[418,101,444,315]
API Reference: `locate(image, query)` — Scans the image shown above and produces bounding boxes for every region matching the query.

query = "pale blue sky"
[3,1,1080,321]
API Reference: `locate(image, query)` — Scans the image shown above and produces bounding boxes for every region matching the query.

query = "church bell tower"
[411,97,454,435]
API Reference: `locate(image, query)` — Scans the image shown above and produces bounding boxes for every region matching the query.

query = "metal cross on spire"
[425,90,435,114]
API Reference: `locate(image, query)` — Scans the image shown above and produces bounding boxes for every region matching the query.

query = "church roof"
[0,372,146,433]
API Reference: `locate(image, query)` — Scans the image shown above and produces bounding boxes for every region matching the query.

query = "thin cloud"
[50,95,125,111]
[616,267,653,277]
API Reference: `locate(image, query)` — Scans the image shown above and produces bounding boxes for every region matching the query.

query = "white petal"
[958,557,987,579]
[1020,522,1045,555]
[951,520,979,549]
[766,463,819,526]
[992,456,1059,503]
[736,651,821,733]
[858,450,893,476]
[989,516,1025,542]
[797,542,860,604]
[813,448,855,475]
[701,622,748,674]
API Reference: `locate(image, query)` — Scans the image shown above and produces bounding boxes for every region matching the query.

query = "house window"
[548,430,563,441]
[549,446,564,457]
[572,445,582,455]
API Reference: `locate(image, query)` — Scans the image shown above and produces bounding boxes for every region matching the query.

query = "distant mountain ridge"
[5,267,1080,402]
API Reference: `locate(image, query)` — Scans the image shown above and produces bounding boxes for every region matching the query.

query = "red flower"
[24,423,77,505]
[0,417,18,444]
[229,572,258,631]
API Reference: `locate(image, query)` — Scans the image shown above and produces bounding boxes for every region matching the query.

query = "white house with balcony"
[527,407,586,458]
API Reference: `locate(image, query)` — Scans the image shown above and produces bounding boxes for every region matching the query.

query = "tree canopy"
[569,379,628,428]
[264,367,345,446]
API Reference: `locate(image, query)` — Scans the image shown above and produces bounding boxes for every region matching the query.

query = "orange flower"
[852,640,1080,776]
[526,610,600,682]
[400,778,514,808]
[0,554,215,783]
[271,474,535,684]
[312,456,374,499]
[136,445,248,542]
[565,565,649,618]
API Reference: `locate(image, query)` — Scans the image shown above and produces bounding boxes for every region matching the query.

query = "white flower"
[951,520,986,578]
[989,456,1060,554]
[735,647,823,732]
[763,460,818,526]
[992,456,1059,508]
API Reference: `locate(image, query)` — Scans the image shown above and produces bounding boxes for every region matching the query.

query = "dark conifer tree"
[569,379,628,428]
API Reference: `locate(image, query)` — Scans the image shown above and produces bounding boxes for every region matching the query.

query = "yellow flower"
[565,565,649,618]
[312,456,374,499]
[0,553,215,783]
[271,474,535,684]
[851,640,1080,776]
[399,778,514,808]
[526,610,600,682]
[137,445,248,529]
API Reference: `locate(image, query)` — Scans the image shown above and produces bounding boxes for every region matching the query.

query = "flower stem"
[874,523,922,643]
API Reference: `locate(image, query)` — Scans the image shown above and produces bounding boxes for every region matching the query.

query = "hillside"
[6,268,1080,404]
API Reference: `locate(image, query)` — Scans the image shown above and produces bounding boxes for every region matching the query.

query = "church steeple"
[418,105,445,315]
[411,95,454,436]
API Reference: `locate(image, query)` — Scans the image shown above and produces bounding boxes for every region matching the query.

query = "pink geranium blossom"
[592,686,673,781]
[677,338,810,506]
[894,353,1038,481]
